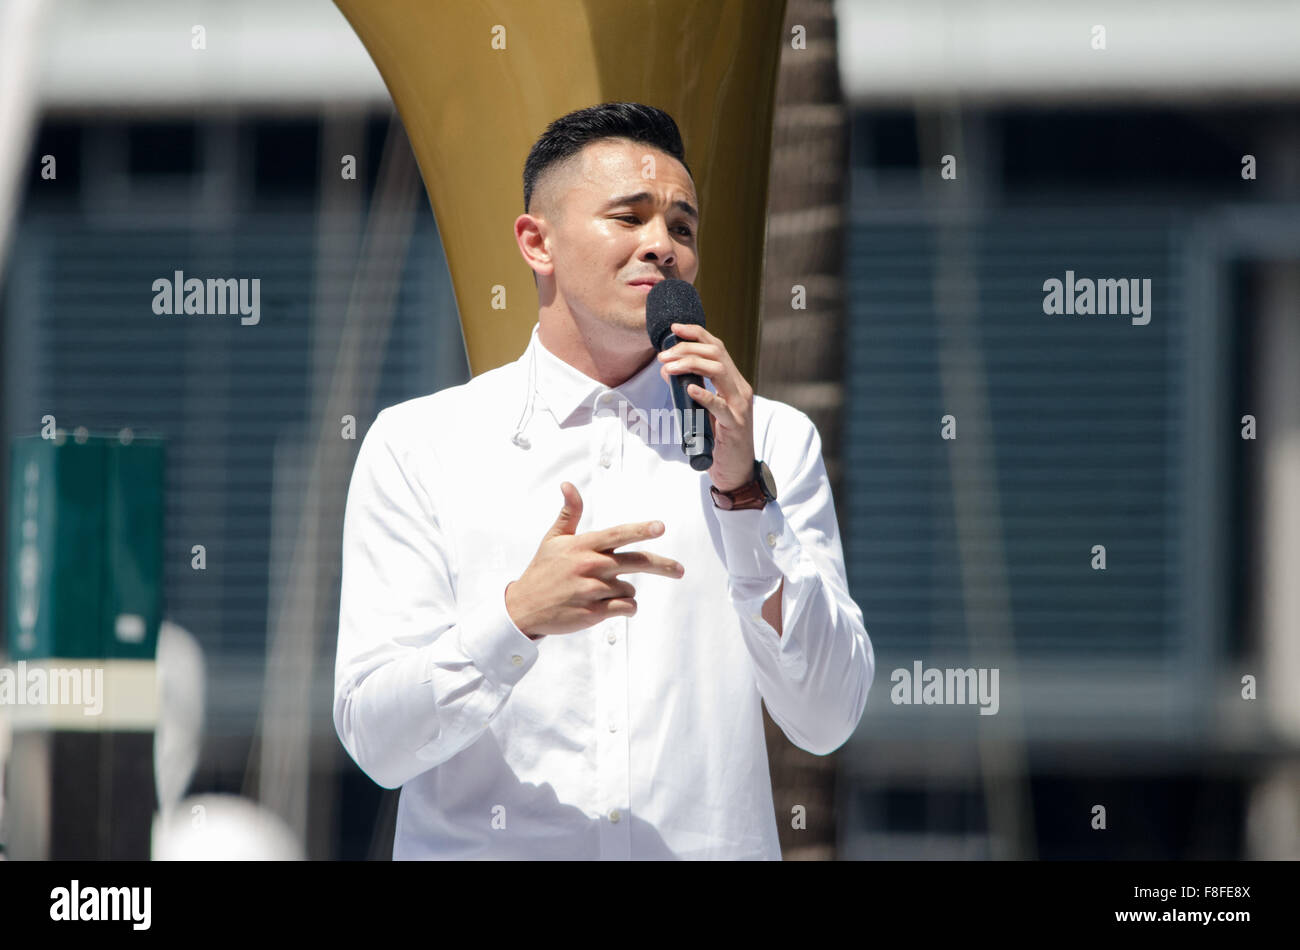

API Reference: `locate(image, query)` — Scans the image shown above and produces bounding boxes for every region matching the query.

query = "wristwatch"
[710,460,778,511]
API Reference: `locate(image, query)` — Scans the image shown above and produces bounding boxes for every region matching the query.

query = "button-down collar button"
[766,532,778,547]
[608,808,621,823]
[510,654,523,666]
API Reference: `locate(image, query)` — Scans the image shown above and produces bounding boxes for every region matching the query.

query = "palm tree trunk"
[757,0,850,861]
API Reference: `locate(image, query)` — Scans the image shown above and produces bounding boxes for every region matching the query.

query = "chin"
[600,309,646,332]
[624,311,651,334]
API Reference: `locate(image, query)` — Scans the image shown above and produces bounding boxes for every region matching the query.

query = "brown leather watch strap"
[711,478,768,511]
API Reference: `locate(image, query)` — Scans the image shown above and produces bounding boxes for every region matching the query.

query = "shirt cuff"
[711,501,791,580]
[454,583,540,687]
[713,500,813,677]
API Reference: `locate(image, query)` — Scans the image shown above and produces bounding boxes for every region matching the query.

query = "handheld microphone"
[646,279,714,472]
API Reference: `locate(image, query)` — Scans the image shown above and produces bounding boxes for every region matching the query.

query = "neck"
[537,313,655,388]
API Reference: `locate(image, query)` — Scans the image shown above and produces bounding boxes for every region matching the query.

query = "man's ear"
[514,212,553,280]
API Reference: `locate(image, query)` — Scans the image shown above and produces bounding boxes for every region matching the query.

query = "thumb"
[546,481,582,537]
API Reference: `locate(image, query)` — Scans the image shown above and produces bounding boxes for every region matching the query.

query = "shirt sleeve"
[710,405,874,756]
[333,409,540,789]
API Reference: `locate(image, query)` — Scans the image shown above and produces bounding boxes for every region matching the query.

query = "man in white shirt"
[333,101,874,860]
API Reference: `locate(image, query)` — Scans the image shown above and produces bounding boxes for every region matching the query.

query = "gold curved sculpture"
[333,0,788,381]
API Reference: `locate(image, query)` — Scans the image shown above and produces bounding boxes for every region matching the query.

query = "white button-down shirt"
[333,323,874,859]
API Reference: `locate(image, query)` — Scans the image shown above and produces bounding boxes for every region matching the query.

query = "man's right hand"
[504,481,685,639]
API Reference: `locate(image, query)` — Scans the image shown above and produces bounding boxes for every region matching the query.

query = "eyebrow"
[601,192,699,223]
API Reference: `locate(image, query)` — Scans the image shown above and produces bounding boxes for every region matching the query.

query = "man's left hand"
[658,322,755,493]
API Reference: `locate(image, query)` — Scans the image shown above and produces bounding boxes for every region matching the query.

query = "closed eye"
[616,215,693,237]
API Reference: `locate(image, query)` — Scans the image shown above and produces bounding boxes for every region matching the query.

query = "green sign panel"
[7,434,164,661]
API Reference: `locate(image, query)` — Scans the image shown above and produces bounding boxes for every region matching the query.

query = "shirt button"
[607,630,617,644]
[608,722,617,733]
[608,809,621,823]
[599,453,612,468]
[510,654,523,666]
[766,532,778,548]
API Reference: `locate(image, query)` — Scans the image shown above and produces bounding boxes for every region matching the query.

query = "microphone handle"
[664,332,714,471]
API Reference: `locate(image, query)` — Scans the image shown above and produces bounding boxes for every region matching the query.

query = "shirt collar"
[525,323,669,427]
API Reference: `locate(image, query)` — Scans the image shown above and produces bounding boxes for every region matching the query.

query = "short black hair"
[522,101,692,214]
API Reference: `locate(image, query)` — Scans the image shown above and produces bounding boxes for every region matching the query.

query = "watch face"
[757,461,777,500]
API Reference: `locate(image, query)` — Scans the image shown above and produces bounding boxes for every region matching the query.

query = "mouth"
[627,278,663,295]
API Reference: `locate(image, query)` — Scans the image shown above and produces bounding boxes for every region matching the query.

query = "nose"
[640,215,675,268]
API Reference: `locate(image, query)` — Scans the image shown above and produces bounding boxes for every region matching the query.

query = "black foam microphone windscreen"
[646,279,705,350]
